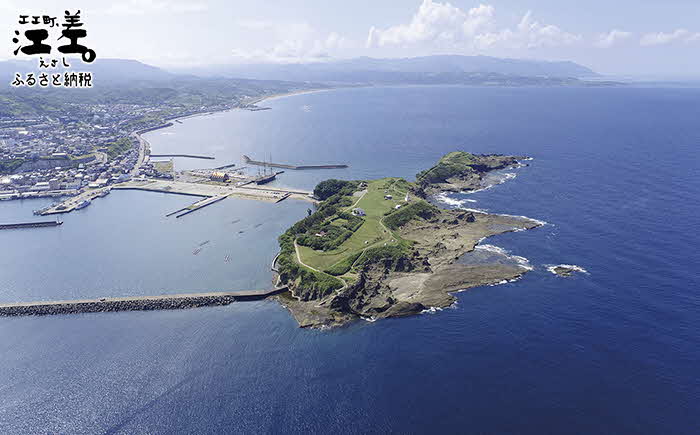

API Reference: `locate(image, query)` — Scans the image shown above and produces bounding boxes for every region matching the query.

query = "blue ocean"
[0,86,698,433]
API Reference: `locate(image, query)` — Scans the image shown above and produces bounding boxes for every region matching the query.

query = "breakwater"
[242,155,348,170]
[136,123,173,135]
[0,221,62,230]
[150,154,215,160]
[0,287,289,317]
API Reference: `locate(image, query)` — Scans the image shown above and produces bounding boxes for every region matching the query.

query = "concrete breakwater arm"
[149,154,215,160]
[0,221,62,230]
[242,155,348,170]
[0,288,289,317]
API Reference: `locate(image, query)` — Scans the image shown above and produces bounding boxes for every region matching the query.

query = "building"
[210,172,229,182]
[352,207,366,217]
[33,181,50,191]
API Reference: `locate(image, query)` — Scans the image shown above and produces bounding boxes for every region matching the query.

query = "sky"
[2,0,700,77]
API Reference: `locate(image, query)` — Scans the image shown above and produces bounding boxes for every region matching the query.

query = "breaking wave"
[475,244,533,271]
[434,193,486,211]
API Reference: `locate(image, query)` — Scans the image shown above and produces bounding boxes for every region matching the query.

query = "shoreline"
[132,86,341,164]
[274,153,546,328]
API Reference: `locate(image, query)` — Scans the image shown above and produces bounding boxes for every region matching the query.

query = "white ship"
[75,200,91,210]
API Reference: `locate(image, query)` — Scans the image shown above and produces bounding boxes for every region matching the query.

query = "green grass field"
[297,178,412,273]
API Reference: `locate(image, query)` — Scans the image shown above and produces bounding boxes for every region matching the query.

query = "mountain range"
[1,55,598,87]
[183,55,597,82]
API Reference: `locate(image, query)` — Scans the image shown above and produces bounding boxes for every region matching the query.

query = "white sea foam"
[475,244,509,255]
[471,172,517,194]
[434,192,486,210]
[475,244,533,270]
[493,212,549,228]
[421,306,445,314]
[488,276,524,286]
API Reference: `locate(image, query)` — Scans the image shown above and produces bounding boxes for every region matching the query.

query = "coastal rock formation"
[415,151,525,195]
[273,151,540,328]
[278,208,541,328]
[547,264,588,277]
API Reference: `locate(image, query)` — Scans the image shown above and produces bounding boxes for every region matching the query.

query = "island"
[274,151,543,328]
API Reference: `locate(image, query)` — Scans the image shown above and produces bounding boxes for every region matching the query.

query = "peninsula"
[274,151,542,328]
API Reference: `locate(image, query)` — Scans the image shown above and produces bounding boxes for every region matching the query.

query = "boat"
[97,189,110,198]
[75,200,91,210]
[254,173,277,184]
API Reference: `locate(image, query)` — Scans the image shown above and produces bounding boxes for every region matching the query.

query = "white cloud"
[102,0,207,16]
[366,0,495,48]
[595,29,632,48]
[640,28,700,46]
[366,1,496,48]
[366,1,580,51]
[231,21,350,63]
[475,11,581,50]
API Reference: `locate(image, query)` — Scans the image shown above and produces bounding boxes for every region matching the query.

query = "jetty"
[0,220,62,230]
[174,194,228,218]
[243,155,348,170]
[0,287,289,317]
[149,154,215,160]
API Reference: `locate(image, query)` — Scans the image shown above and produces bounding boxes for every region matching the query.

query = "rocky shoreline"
[277,208,541,328]
[274,152,543,328]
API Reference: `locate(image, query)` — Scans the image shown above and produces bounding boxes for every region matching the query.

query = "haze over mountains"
[1,55,598,87]
[184,55,597,81]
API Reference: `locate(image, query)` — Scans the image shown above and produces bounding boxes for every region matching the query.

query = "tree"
[313,179,351,200]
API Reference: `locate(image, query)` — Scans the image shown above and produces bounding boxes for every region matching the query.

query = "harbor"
[33,167,315,217]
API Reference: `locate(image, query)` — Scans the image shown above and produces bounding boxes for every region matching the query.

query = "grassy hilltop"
[277,176,434,299]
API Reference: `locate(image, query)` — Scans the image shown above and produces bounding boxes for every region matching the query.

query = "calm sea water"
[0,86,698,434]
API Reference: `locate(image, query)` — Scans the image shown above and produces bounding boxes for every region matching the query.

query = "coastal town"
[0,98,237,201]
[0,89,325,214]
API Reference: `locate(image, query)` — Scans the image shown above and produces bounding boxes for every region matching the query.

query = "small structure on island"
[352,207,366,217]
[210,172,229,182]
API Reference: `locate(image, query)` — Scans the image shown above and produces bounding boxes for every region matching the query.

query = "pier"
[243,155,348,170]
[0,287,289,317]
[37,187,111,215]
[34,179,314,218]
[174,194,228,218]
[0,220,62,230]
[115,179,313,203]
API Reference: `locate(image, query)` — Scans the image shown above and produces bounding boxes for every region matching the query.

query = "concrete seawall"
[242,155,348,170]
[0,287,288,317]
[0,221,62,230]
[150,154,215,160]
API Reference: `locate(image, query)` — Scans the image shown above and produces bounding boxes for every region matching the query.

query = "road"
[130,131,149,176]
[294,239,348,292]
